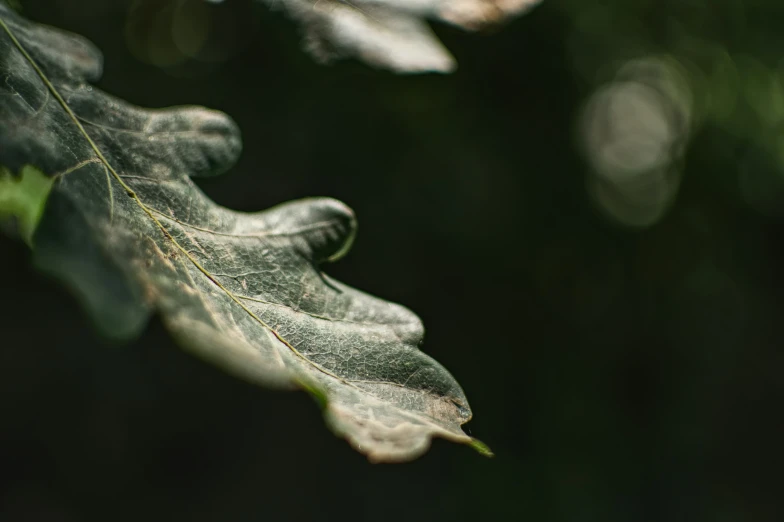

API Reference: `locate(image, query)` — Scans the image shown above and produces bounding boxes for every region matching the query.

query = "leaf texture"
[0,4,483,462]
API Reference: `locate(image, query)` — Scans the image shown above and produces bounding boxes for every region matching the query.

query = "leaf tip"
[469,437,494,458]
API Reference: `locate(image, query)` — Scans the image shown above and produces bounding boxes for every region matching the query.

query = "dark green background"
[2,0,783,520]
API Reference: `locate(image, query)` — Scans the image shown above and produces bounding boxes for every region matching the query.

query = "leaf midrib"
[0,13,353,390]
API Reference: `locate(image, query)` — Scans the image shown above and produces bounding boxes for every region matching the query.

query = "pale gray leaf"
[0,4,486,462]
[265,0,543,73]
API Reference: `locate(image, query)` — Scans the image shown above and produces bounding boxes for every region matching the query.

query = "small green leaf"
[0,164,53,246]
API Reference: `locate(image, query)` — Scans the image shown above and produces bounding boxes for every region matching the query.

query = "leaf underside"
[0,4,487,462]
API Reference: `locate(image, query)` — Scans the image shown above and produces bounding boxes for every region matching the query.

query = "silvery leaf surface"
[0,4,485,462]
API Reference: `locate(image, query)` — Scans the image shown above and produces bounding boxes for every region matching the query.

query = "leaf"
[0,165,52,246]
[0,4,487,462]
[263,0,543,73]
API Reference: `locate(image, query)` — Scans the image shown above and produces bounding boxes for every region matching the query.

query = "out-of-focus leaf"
[264,0,543,73]
[0,4,483,463]
[0,165,52,245]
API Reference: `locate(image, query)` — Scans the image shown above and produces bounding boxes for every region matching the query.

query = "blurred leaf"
[0,165,52,246]
[0,3,481,463]
[263,0,543,73]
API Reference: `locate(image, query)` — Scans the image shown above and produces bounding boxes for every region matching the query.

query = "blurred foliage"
[1,0,783,521]
[559,0,784,226]
[0,166,52,246]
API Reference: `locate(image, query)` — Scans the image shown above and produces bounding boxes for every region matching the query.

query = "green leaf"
[0,4,486,462]
[0,164,53,246]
